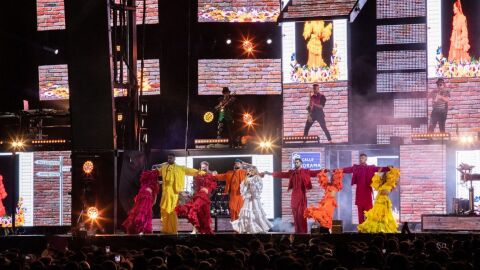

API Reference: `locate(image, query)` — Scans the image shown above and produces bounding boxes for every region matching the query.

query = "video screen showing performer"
[304,83,332,143]
[428,0,480,78]
[282,19,349,143]
[428,78,450,133]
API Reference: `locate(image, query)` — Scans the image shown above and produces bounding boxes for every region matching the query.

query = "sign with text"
[291,152,322,170]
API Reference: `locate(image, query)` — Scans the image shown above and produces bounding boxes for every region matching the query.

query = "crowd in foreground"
[1,234,480,270]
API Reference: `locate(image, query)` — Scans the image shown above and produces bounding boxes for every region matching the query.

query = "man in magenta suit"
[343,153,390,224]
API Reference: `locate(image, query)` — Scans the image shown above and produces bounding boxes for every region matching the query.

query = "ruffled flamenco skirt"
[175,192,213,234]
[122,190,155,234]
[304,196,336,229]
[231,197,273,234]
[357,195,398,233]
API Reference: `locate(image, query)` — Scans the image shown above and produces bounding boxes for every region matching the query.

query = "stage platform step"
[422,214,480,232]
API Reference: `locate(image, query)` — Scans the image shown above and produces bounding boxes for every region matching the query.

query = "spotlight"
[226,39,232,45]
[243,113,254,126]
[83,161,94,175]
[241,37,256,56]
[266,38,272,44]
[116,113,123,122]
[54,49,59,55]
[203,111,214,123]
[11,140,25,150]
[87,207,99,220]
[258,139,274,150]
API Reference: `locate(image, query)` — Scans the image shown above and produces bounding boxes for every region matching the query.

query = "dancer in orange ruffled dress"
[304,169,343,232]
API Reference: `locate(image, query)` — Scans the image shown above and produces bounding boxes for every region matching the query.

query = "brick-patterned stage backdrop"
[33,151,71,226]
[283,82,349,143]
[400,144,446,222]
[198,59,281,95]
[198,0,280,22]
[280,147,326,224]
[115,59,160,97]
[282,0,357,19]
[37,0,66,31]
[37,0,158,30]
[427,77,480,138]
[39,65,69,101]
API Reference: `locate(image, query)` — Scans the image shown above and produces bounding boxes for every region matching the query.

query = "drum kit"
[0,109,70,141]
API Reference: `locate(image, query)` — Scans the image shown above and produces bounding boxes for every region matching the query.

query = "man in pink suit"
[343,153,390,224]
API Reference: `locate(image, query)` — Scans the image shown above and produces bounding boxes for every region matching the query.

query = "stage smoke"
[270,218,294,233]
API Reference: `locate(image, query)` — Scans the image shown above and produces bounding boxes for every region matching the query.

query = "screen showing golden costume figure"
[303,20,333,68]
[448,0,470,62]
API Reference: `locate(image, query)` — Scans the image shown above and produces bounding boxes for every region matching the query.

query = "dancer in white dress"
[231,166,273,233]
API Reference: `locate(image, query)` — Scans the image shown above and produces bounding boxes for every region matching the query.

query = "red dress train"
[175,173,217,234]
[122,170,160,234]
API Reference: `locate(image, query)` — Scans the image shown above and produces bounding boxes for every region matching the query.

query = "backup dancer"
[175,161,217,234]
[231,166,272,234]
[122,170,160,234]
[358,167,400,233]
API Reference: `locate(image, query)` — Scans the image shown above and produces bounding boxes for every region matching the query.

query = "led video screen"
[37,0,66,31]
[282,19,348,84]
[39,60,160,100]
[428,0,480,78]
[0,151,71,227]
[282,19,349,143]
[198,59,282,95]
[198,0,280,22]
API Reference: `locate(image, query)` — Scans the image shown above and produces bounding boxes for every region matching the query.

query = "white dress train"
[231,175,273,233]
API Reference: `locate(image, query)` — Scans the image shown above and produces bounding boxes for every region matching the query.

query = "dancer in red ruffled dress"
[175,161,217,234]
[0,175,7,216]
[122,170,160,234]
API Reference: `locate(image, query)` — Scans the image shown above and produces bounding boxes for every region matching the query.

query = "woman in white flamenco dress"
[231,166,273,233]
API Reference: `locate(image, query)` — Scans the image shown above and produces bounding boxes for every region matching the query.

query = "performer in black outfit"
[303,84,332,142]
[216,87,236,147]
[428,78,450,133]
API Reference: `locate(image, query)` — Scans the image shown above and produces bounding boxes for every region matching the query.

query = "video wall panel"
[198,59,281,95]
[198,0,280,22]
[428,0,480,78]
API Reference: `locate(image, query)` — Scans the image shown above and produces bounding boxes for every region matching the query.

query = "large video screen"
[176,154,275,219]
[198,59,282,95]
[39,60,160,100]
[0,151,71,227]
[282,19,348,83]
[282,19,349,143]
[198,0,280,22]
[37,0,159,31]
[428,0,480,78]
